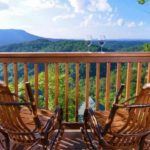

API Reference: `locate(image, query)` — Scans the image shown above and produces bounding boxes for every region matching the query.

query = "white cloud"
[138,21,144,27]
[127,22,136,28]
[68,0,112,13]
[0,0,68,16]
[107,14,114,22]
[52,14,75,22]
[126,21,144,28]
[21,0,61,11]
[68,0,86,13]
[80,14,93,27]
[116,18,124,26]
[88,0,112,12]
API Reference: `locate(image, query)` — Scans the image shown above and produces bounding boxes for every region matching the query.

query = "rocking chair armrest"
[0,101,31,106]
[127,103,150,108]
[114,103,150,108]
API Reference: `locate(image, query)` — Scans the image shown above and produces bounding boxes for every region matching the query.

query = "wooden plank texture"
[136,63,142,95]
[44,63,49,109]
[13,63,18,100]
[24,63,28,100]
[3,63,8,85]
[34,64,38,106]
[116,63,121,92]
[75,63,79,122]
[147,63,150,83]
[96,63,100,111]
[55,63,59,106]
[126,63,131,99]
[105,63,110,110]
[65,63,69,122]
[85,63,90,109]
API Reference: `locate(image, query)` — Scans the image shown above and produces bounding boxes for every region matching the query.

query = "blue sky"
[0,0,150,39]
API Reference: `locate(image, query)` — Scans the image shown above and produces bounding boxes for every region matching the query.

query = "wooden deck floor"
[0,129,87,150]
[1,129,150,149]
[57,130,86,150]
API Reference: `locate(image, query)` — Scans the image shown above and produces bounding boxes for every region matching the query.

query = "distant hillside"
[0,38,148,52]
[105,40,150,51]
[0,29,43,46]
[0,39,111,52]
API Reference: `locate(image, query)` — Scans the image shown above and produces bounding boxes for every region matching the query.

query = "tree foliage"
[138,0,148,4]
[144,44,150,52]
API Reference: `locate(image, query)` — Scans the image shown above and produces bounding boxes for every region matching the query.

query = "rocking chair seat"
[95,109,128,133]
[20,107,54,130]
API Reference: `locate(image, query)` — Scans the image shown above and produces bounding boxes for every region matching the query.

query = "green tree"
[138,0,148,4]
[144,44,150,52]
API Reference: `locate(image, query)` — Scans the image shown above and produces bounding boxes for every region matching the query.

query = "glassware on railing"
[85,35,92,51]
[98,35,106,52]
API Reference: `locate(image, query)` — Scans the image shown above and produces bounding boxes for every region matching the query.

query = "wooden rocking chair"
[0,81,63,150]
[82,83,150,150]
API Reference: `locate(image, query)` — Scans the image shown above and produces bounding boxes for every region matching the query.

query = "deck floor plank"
[0,130,87,150]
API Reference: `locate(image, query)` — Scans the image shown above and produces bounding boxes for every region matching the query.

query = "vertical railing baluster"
[3,63,8,85]
[105,63,110,110]
[65,63,69,122]
[136,62,142,95]
[75,63,79,122]
[147,63,150,83]
[85,63,90,109]
[34,64,38,106]
[24,63,28,100]
[45,63,49,109]
[126,63,131,99]
[55,63,59,106]
[14,63,18,100]
[116,63,121,92]
[96,63,100,111]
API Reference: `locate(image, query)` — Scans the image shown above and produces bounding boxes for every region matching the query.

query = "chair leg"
[81,127,97,150]
[26,140,41,150]
[49,129,61,150]
[139,134,148,150]
[0,128,10,150]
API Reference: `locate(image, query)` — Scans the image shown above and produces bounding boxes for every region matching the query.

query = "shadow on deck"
[0,129,87,150]
[1,130,150,150]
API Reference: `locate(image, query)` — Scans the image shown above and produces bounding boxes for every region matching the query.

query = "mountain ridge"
[0,29,44,46]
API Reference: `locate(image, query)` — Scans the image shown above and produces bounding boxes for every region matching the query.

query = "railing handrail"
[0,51,150,55]
[0,52,150,63]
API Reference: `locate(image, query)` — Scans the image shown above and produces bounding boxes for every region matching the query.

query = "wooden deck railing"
[0,52,150,122]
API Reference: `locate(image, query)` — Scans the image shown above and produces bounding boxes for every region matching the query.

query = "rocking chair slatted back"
[0,81,63,150]
[118,85,150,133]
[113,86,150,146]
[108,84,150,148]
[83,83,150,149]
[0,82,36,144]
